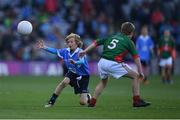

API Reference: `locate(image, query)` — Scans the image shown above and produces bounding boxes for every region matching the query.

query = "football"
[17,20,33,35]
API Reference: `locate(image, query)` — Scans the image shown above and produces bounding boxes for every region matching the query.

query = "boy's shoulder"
[78,48,83,52]
[58,48,67,51]
[113,32,129,40]
[62,47,83,53]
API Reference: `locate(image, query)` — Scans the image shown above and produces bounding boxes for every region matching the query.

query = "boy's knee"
[62,80,69,86]
[132,73,139,79]
[79,100,86,105]
[134,73,139,79]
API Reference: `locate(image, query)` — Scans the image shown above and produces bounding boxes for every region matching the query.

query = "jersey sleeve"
[136,37,140,50]
[56,49,64,59]
[94,38,106,46]
[75,56,85,65]
[44,47,64,59]
[44,47,57,54]
[75,49,86,65]
[127,40,139,59]
[149,38,154,49]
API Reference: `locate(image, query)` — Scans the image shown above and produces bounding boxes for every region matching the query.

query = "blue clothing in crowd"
[136,35,154,62]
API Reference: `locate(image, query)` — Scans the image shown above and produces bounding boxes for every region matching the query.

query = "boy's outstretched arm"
[69,57,85,65]
[79,42,96,57]
[36,40,57,54]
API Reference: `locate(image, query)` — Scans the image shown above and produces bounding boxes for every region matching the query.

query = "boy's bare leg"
[124,67,140,96]
[124,66,150,107]
[166,65,173,84]
[54,77,70,95]
[88,78,108,107]
[161,67,166,83]
[45,77,70,108]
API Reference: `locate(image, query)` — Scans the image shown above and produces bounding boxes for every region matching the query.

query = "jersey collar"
[66,47,81,57]
[139,35,150,41]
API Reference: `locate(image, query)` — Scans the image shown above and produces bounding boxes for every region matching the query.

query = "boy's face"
[164,30,170,37]
[129,32,134,39]
[66,38,78,51]
[141,27,148,36]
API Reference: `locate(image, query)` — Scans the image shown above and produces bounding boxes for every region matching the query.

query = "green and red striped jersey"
[93,33,139,62]
[158,36,175,59]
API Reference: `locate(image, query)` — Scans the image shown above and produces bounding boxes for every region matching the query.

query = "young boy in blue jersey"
[36,33,91,108]
[136,25,154,84]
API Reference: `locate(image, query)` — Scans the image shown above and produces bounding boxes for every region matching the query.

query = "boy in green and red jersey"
[158,29,176,84]
[95,33,138,62]
[79,22,150,107]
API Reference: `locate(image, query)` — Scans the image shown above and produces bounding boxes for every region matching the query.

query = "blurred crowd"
[0,0,180,61]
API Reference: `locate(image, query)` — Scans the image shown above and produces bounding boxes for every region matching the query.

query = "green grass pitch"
[0,75,180,119]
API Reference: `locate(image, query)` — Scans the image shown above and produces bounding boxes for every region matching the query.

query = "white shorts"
[159,57,173,67]
[97,58,132,79]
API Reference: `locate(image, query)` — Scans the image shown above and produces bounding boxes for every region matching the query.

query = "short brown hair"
[65,33,83,48]
[121,22,135,35]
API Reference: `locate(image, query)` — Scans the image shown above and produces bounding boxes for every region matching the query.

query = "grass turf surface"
[0,75,180,119]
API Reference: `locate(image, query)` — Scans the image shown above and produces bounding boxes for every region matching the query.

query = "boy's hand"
[138,73,145,82]
[36,40,45,49]
[79,51,86,58]
[69,59,76,64]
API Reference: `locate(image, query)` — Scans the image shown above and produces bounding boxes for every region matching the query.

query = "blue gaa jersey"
[56,47,90,76]
[44,47,89,75]
[136,35,154,61]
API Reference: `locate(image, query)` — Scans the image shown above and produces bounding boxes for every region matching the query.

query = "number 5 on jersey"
[108,39,119,49]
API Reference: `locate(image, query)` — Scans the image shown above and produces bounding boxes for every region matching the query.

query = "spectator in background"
[157,29,176,84]
[151,7,164,25]
[175,21,180,52]
[0,0,179,62]
[136,25,154,84]
[44,0,58,14]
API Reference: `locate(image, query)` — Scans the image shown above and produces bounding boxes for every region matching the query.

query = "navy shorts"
[65,71,90,94]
